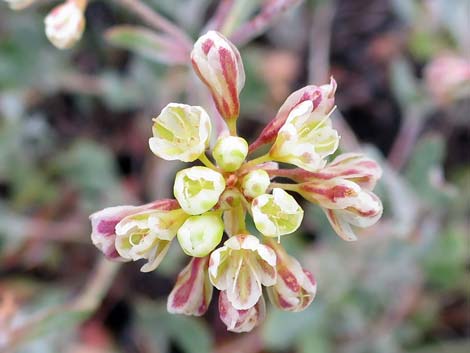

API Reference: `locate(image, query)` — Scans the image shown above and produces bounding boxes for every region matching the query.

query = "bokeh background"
[0,0,469,352]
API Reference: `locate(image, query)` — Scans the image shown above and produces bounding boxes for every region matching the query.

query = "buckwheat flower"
[209,235,276,310]
[90,199,178,262]
[4,0,35,10]
[252,188,303,239]
[115,207,188,272]
[297,178,382,241]
[250,78,336,151]
[44,0,86,49]
[212,135,248,172]
[191,31,245,132]
[177,212,224,257]
[424,53,470,104]
[269,100,340,171]
[241,169,271,199]
[167,256,212,316]
[266,240,316,312]
[149,103,212,162]
[219,290,266,333]
[174,166,226,215]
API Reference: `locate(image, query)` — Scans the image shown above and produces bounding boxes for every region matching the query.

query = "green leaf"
[105,26,186,65]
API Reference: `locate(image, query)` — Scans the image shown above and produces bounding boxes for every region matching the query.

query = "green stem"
[269,182,299,192]
[199,153,217,170]
[241,153,271,171]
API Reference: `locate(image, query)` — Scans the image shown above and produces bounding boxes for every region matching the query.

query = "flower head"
[241,169,271,199]
[167,256,213,316]
[149,103,212,162]
[212,135,248,172]
[173,166,226,215]
[44,0,86,49]
[252,188,303,238]
[209,235,276,310]
[191,31,245,131]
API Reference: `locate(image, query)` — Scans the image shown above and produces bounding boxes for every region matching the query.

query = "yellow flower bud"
[212,136,248,172]
[241,169,271,199]
[173,166,226,215]
[177,212,224,257]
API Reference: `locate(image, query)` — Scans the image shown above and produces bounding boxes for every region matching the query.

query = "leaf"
[105,26,187,65]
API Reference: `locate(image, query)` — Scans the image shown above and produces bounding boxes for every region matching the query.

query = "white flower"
[149,103,212,162]
[241,169,271,199]
[173,166,226,215]
[212,135,248,172]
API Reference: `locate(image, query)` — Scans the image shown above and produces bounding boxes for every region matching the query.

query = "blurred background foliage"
[0,0,469,352]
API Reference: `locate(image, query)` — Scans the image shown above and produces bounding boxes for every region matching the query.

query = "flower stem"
[199,153,217,170]
[241,153,271,171]
[269,182,299,192]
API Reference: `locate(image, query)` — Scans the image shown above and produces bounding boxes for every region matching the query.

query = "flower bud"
[90,199,178,262]
[287,153,382,190]
[209,234,276,310]
[212,135,248,172]
[44,0,86,49]
[167,256,213,316]
[149,103,212,162]
[266,241,316,312]
[241,169,271,199]
[174,166,226,215]
[177,212,224,257]
[115,207,188,272]
[219,290,266,333]
[424,53,470,104]
[269,100,339,171]
[252,188,303,238]
[250,78,336,152]
[191,31,245,128]
[297,179,382,241]
[4,0,35,10]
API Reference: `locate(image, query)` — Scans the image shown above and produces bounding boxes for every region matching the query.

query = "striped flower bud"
[219,290,266,333]
[173,166,226,215]
[115,206,188,272]
[167,256,213,316]
[212,135,248,172]
[44,0,86,49]
[90,199,177,262]
[209,235,276,310]
[269,100,339,172]
[149,103,212,162]
[241,169,271,199]
[250,78,336,152]
[191,31,245,131]
[252,188,303,238]
[177,212,224,257]
[266,240,317,312]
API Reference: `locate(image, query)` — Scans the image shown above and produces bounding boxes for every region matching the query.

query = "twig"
[230,0,303,46]
[113,0,193,50]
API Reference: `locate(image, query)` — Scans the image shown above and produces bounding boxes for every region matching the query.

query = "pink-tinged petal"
[167,257,213,316]
[249,77,337,152]
[323,208,357,241]
[219,290,266,333]
[298,178,362,209]
[266,241,317,311]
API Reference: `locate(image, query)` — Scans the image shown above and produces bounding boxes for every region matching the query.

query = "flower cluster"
[4,0,87,49]
[90,31,383,332]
